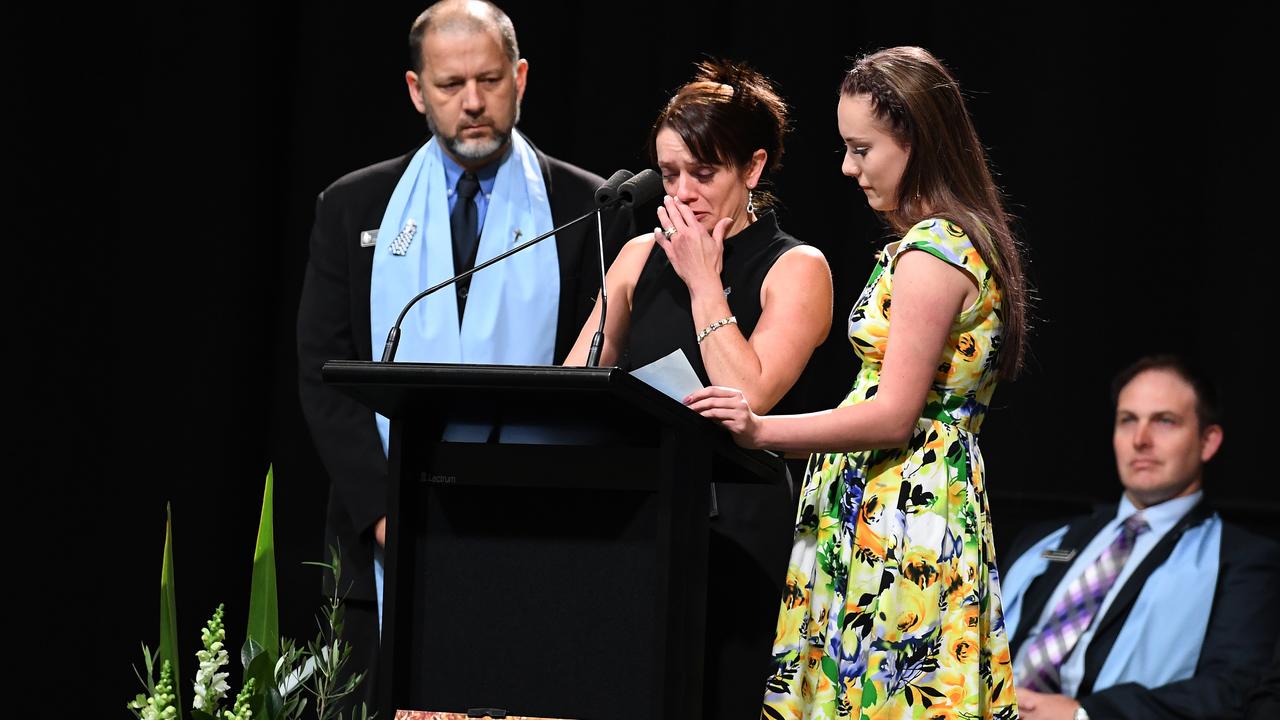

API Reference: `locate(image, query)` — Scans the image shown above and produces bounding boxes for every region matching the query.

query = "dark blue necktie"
[450,171,481,321]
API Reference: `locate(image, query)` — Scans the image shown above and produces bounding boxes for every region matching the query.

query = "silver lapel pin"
[389,218,417,256]
[1040,548,1078,562]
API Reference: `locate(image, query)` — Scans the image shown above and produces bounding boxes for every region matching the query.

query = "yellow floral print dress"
[764,219,1018,720]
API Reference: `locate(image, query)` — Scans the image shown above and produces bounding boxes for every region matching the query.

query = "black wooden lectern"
[324,361,783,720]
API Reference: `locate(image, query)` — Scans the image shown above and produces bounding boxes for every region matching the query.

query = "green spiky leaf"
[158,503,184,714]
[246,466,280,718]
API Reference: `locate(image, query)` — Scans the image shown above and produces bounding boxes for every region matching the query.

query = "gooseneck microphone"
[594,169,634,206]
[616,169,662,208]
[379,168,662,364]
[584,169,633,367]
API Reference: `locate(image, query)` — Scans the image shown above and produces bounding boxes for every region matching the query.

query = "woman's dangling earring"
[746,189,757,216]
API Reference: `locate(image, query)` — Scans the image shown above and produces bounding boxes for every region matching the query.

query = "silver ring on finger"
[662,226,677,238]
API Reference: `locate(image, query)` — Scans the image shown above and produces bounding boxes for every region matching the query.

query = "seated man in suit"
[1001,355,1280,720]
[296,0,635,704]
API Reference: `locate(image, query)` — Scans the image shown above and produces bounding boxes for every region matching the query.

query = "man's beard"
[426,104,521,165]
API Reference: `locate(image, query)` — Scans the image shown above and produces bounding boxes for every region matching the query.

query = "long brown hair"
[842,46,1028,379]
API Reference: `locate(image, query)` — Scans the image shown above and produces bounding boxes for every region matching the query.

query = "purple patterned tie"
[1019,512,1149,692]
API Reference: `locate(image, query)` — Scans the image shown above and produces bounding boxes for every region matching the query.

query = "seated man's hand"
[1016,687,1081,720]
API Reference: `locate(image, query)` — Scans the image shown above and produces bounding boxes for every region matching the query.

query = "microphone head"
[618,169,663,208]
[594,169,635,206]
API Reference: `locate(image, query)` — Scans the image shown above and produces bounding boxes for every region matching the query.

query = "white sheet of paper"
[631,348,705,403]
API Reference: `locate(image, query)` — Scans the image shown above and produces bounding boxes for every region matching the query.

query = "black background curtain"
[17,2,1271,712]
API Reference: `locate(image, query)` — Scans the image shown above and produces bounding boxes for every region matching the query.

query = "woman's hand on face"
[684,386,763,448]
[654,195,732,298]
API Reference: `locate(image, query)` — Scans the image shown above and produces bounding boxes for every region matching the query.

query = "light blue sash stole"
[1002,525,1070,648]
[368,131,559,453]
[1002,514,1221,693]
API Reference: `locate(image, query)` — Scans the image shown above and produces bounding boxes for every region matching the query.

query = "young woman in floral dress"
[687,46,1030,720]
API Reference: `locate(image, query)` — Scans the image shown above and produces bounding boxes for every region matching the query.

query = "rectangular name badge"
[1040,548,1078,562]
[360,229,378,247]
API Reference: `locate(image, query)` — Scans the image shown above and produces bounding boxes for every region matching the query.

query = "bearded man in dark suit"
[297,0,635,702]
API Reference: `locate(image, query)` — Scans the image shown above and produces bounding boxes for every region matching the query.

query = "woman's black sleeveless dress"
[624,211,806,720]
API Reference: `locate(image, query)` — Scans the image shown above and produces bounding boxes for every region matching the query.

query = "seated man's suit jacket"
[1002,500,1280,720]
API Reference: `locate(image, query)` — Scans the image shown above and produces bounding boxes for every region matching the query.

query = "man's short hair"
[408,0,520,73]
[1110,354,1222,428]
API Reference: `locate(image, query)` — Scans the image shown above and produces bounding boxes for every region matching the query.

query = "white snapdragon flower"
[193,605,232,712]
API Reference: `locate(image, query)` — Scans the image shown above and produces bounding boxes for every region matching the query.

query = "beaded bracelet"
[696,315,738,344]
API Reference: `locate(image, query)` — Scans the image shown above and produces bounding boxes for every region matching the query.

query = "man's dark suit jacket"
[297,138,634,603]
[1002,500,1280,720]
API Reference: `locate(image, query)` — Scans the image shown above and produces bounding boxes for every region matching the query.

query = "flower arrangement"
[128,467,372,720]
